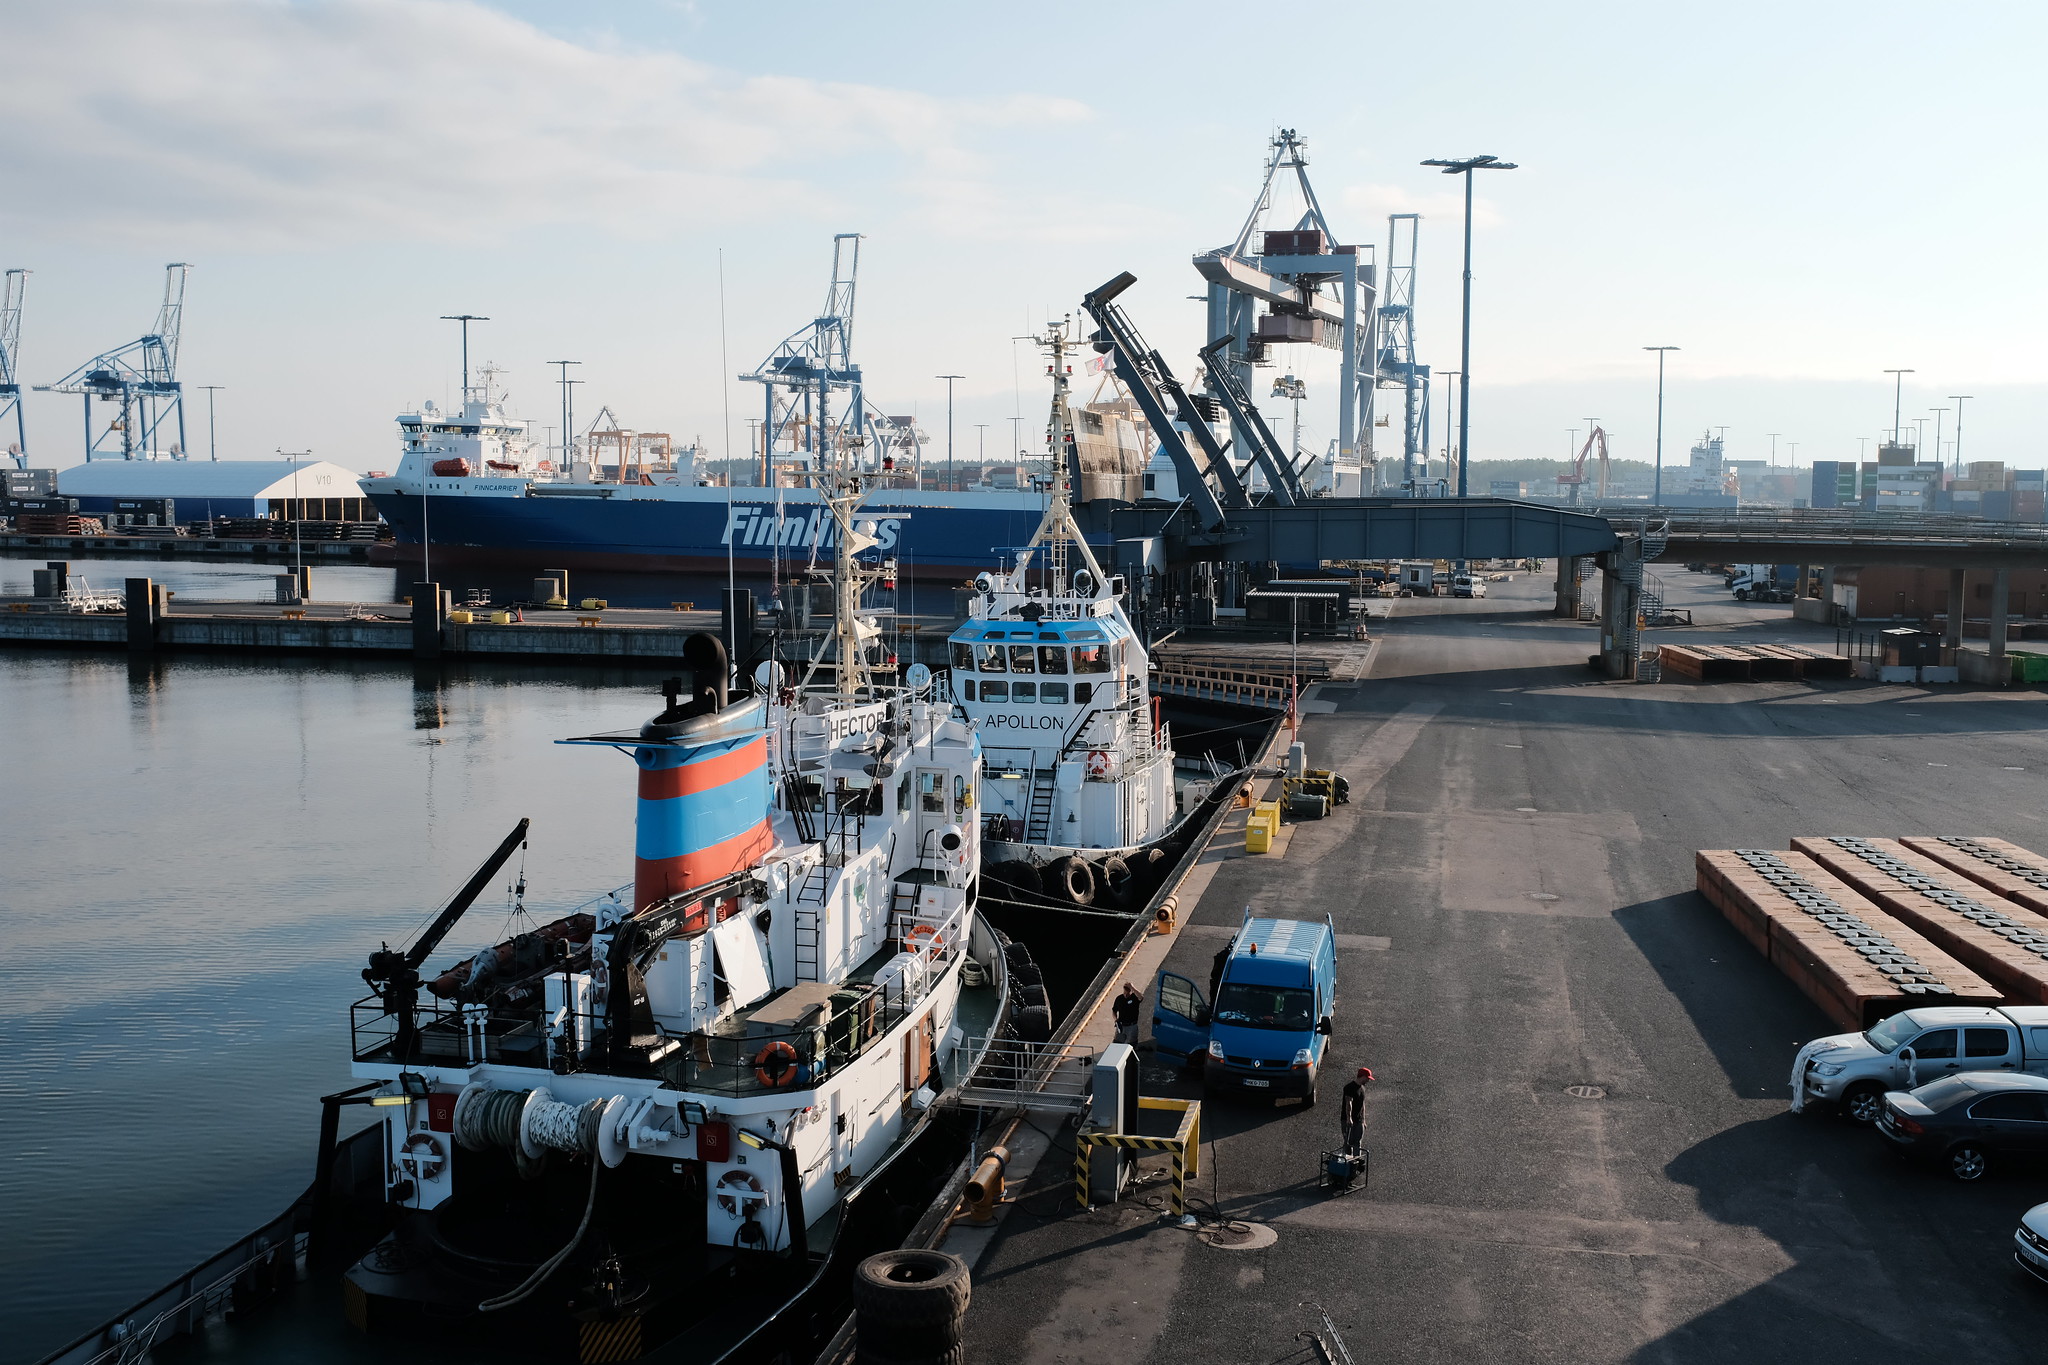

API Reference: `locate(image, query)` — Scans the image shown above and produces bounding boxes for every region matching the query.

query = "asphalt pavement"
[961,568,2048,1365]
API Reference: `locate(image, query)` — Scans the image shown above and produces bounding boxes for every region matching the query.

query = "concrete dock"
[952,569,2048,1365]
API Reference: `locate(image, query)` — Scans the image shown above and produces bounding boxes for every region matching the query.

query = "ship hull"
[363,483,1079,581]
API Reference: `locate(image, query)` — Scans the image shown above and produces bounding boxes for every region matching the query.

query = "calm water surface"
[0,648,679,1364]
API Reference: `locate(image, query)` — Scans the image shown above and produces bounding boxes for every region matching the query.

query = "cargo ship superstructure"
[340,465,1001,1358]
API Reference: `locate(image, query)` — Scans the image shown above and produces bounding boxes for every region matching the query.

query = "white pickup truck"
[1792,1005,2048,1122]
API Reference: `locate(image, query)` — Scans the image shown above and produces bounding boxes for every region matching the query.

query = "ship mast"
[1016,317,1105,600]
[810,431,886,698]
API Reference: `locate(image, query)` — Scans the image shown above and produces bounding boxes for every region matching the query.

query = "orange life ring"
[1085,750,1113,779]
[908,923,947,953]
[754,1040,800,1087]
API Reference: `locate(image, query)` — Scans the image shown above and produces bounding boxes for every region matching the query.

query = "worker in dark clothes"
[1340,1067,1375,1156]
[1112,983,1143,1047]
[1209,938,1233,1002]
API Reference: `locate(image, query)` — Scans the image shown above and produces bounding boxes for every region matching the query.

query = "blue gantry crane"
[1376,213,1430,490]
[36,263,192,462]
[742,234,872,470]
[1,269,26,469]
[1192,130,1376,494]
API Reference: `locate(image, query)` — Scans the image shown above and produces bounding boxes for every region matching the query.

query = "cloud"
[0,0,1094,249]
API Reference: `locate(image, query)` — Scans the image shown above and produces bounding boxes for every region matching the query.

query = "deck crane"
[741,233,871,471]
[1557,426,1610,506]
[35,263,191,462]
[1196,335,1307,505]
[1376,214,1430,490]
[1,269,26,469]
[1080,272,1245,536]
[1192,130,1375,494]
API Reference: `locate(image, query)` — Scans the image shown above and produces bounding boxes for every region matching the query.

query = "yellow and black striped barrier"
[579,1314,645,1363]
[1072,1096,1202,1218]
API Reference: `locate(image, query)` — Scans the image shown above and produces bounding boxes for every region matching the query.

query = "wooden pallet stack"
[1659,643,1851,682]
[1695,847,1998,1029]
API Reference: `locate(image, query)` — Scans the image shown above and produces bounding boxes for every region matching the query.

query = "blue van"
[1153,913,1337,1105]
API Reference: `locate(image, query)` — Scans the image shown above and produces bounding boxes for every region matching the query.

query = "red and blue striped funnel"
[634,729,772,912]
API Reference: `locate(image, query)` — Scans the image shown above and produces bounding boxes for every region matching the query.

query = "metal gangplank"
[953,1036,1098,1114]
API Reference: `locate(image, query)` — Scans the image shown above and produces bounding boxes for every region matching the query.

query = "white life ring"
[715,1168,767,1215]
[1085,750,1113,779]
[399,1131,447,1182]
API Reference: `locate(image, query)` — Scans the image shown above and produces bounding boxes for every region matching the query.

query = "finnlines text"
[722,506,904,550]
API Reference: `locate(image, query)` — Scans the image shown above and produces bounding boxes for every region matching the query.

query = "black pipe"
[310,1081,384,1260]
[774,1139,810,1265]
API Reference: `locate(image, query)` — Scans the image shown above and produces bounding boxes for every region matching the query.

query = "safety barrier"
[1072,1096,1201,1217]
[1151,664,1299,711]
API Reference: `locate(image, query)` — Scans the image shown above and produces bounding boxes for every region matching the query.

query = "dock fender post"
[776,1138,809,1263]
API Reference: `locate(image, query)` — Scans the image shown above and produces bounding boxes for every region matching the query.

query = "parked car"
[1449,577,1486,599]
[1791,1005,2048,1123]
[2016,1202,2048,1284]
[1877,1072,2048,1180]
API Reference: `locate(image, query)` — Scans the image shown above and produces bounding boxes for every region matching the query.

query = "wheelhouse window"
[1012,682,1036,703]
[979,680,1008,702]
[1072,645,1110,674]
[951,643,976,670]
[1040,682,1068,704]
[1038,646,1069,674]
[1074,683,1093,705]
[976,643,1007,672]
[961,679,976,701]
[1007,645,1037,673]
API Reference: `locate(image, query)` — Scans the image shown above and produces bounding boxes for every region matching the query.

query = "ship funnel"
[631,635,772,913]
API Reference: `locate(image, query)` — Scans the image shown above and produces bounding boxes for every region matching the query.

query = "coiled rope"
[453,1086,613,1313]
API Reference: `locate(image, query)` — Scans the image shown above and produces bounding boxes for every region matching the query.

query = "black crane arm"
[1081,274,1233,532]
[403,817,531,971]
[1198,336,1306,506]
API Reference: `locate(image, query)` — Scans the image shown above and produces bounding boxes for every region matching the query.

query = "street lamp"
[1643,347,1678,506]
[1948,395,1974,477]
[1883,368,1914,445]
[198,385,225,463]
[1421,155,1517,497]
[1437,371,1460,487]
[936,374,963,491]
[549,360,581,476]
[1930,407,1950,470]
[441,315,489,405]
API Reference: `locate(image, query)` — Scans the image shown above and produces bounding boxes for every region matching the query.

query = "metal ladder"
[1024,769,1056,843]
[793,904,822,981]
[796,863,829,906]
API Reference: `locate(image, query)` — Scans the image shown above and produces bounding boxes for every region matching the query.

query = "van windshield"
[1865,1014,1922,1054]
[1213,983,1314,1031]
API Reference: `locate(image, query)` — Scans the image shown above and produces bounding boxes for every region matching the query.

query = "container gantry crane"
[741,234,873,471]
[1376,214,1430,490]
[1191,130,1376,495]
[35,263,191,462]
[1,269,26,468]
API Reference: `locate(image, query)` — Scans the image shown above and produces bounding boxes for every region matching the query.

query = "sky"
[4,0,2045,478]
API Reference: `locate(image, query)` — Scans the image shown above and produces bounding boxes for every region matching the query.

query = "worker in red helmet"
[1340,1066,1375,1157]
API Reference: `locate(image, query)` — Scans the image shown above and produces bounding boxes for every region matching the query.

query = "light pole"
[1438,371,1460,487]
[1914,416,1929,460]
[1644,347,1678,506]
[442,315,489,405]
[1930,407,1950,470]
[549,360,581,475]
[1421,155,1517,497]
[1883,368,1914,444]
[1271,374,1307,467]
[198,385,224,462]
[936,375,963,491]
[1767,433,1781,467]
[1948,395,1973,477]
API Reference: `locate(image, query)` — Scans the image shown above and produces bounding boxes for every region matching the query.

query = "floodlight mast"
[1420,156,1518,496]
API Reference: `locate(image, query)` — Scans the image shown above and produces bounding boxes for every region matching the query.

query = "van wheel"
[1840,1083,1885,1125]
[1301,1078,1318,1109]
[1948,1143,1989,1181]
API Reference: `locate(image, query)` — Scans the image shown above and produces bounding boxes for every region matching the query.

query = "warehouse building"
[51,460,373,524]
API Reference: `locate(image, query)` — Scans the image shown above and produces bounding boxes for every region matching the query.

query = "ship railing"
[349,994,546,1068]
[888,896,968,1005]
[952,1037,1098,1114]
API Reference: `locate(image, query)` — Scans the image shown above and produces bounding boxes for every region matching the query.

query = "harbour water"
[0,647,677,1365]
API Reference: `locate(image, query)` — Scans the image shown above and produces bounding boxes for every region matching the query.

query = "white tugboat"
[944,320,1185,910]
[341,463,1001,1361]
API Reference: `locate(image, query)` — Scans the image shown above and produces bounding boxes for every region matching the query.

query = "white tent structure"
[54,459,372,522]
